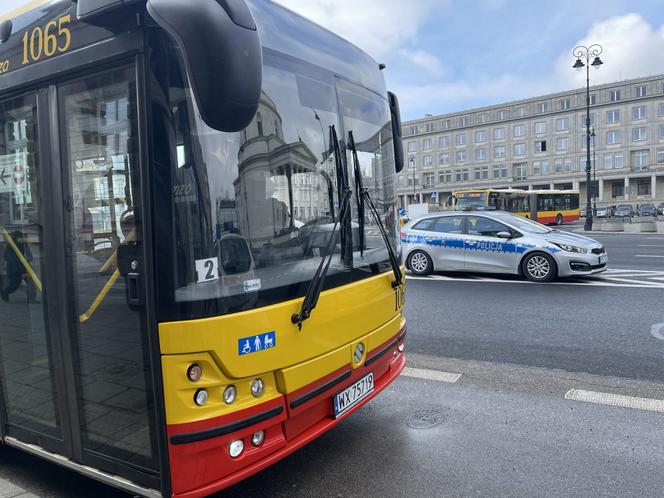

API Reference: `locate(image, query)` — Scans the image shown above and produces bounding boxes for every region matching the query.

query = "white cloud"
[398,49,449,78]
[552,13,664,90]
[272,0,442,59]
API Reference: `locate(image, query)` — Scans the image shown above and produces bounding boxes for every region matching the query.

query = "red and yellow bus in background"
[453,188,580,225]
[0,1,406,496]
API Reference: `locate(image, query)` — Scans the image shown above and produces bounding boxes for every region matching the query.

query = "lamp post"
[573,44,603,231]
[409,156,416,204]
[591,127,597,216]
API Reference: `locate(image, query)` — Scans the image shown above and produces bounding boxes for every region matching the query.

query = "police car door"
[464,216,518,273]
[430,215,466,270]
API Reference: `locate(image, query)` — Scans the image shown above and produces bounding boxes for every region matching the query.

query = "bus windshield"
[455,192,488,209]
[154,46,398,319]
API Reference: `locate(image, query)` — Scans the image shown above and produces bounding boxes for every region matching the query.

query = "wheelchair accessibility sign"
[238,331,276,356]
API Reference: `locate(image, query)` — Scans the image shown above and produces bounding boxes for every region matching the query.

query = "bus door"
[0,63,161,492]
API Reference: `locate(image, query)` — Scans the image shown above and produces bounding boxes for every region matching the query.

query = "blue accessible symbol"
[238,331,277,356]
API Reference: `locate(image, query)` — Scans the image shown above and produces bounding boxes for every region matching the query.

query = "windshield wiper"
[348,130,403,288]
[291,126,352,330]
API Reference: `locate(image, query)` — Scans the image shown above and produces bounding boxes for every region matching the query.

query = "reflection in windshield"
[456,192,488,209]
[499,215,552,234]
[159,49,397,316]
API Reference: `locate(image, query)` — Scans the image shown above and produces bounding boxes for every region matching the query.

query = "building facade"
[398,74,664,211]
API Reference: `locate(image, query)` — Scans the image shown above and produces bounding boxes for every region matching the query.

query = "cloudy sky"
[4,0,664,120]
[273,0,664,119]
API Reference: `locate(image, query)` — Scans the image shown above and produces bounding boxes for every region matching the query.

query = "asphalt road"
[1,231,664,498]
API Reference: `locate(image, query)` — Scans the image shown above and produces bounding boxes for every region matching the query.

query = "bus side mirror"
[147,0,262,132]
[388,91,404,173]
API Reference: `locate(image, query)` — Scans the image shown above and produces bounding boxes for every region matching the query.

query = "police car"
[402,211,607,282]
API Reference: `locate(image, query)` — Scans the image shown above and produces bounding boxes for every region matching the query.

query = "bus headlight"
[229,439,244,458]
[186,363,202,382]
[251,430,265,447]
[193,389,208,406]
[223,385,237,404]
[251,378,264,397]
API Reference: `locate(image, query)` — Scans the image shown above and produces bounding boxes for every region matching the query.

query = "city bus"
[0,1,407,497]
[453,188,580,224]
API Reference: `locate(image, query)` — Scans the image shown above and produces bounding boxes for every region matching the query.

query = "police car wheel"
[408,250,432,275]
[522,252,556,282]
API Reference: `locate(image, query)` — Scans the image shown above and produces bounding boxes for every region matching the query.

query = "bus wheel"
[522,252,557,282]
[408,250,433,276]
[555,213,563,225]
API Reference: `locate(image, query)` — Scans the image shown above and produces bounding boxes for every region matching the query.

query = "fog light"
[251,430,265,447]
[193,388,208,406]
[251,378,264,398]
[398,343,405,352]
[229,439,244,458]
[187,363,202,382]
[223,385,237,404]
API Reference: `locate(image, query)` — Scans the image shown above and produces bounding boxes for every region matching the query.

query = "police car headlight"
[550,241,587,253]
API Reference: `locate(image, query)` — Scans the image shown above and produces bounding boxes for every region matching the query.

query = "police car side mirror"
[497,231,512,239]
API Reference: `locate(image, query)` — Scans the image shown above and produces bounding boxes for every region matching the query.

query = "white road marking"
[406,274,664,289]
[638,245,664,247]
[635,255,664,258]
[652,322,664,341]
[565,389,664,414]
[402,367,461,383]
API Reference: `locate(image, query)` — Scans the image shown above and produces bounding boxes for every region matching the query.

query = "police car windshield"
[497,214,552,234]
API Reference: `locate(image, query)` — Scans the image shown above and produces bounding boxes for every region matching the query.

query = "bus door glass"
[0,93,63,451]
[57,66,159,480]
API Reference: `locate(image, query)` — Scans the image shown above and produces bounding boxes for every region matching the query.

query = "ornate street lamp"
[573,44,603,231]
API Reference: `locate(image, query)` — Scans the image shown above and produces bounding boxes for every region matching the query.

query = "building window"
[657,148,664,164]
[478,113,488,124]
[556,137,569,150]
[423,155,433,168]
[580,113,596,126]
[533,160,541,175]
[492,164,508,179]
[455,170,462,182]
[659,103,664,117]
[408,156,416,169]
[612,183,624,198]
[474,166,489,180]
[564,158,572,172]
[408,125,417,135]
[458,116,468,127]
[422,138,432,150]
[407,141,417,153]
[607,110,620,123]
[632,150,649,170]
[637,180,651,196]
[462,169,469,181]
[536,102,549,113]
[456,133,466,146]
[603,153,613,169]
[456,150,467,163]
[541,159,550,174]
[439,153,449,165]
[475,147,487,161]
[407,176,420,187]
[439,135,450,148]
[660,125,664,139]
[438,171,452,184]
[513,124,525,137]
[634,85,647,97]
[535,121,547,134]
[559,98,570,110]
[615,152,624,168]
[513,162,527,180]
[494,145,505,159]
[589,94,597,105]
[440,119,450,130]
[581,133,596,148]
[556,117,569,131]
[496,109,507,120]
[475,130,487,143]
[606,130,621,145]
[632,127,647,142]
[632,105,647,121]
[515,106,527,117]
[494,127,505,140]
[424,173,435,187]
[554,158,563,173]
[534,140,547,152]
[514,143,525,156]
[609,89,621,102]
[425,122,434,133]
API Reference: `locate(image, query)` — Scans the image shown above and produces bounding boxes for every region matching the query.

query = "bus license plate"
[333,373,374,418]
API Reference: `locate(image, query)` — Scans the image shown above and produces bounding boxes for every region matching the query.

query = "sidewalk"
[0,477,40,498]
